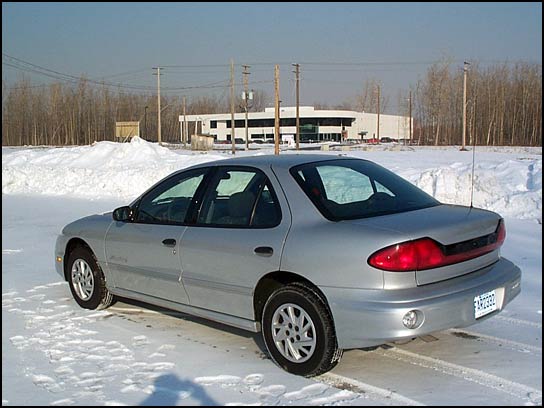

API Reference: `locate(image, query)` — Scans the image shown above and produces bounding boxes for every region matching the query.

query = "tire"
[261,283,343,377]
[66,246,114,310]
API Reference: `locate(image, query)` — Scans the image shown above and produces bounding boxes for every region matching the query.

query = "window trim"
[192,165,283,229]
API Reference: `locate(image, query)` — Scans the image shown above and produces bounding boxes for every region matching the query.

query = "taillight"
[368,219,506,272]
[368,238,445,271]
[496,219,506,247]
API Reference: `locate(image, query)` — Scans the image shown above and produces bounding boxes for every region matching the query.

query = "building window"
[226,120,246,128]
[280,118,296,127]
[249,119,275,128]
[210,121,217,129]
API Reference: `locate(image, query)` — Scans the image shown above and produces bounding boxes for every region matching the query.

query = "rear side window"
[197,167,281,228]
[291,159,439,221]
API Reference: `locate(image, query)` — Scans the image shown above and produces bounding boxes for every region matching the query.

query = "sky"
[2,2,542,110]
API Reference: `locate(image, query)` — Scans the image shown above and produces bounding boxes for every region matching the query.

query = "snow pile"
[2,138,542,220]
[404,159,542,221]
[2,137,225,200]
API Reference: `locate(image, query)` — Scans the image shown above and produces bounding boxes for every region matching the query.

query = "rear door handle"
[162,238,177,247]
[254,246,273,257]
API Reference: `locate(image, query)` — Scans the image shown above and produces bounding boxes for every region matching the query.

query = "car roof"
[192,153,362,171]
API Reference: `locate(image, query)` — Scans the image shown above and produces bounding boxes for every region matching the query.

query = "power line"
[2,53,238,92]
[98,68,150,80]
[3,56,156,90]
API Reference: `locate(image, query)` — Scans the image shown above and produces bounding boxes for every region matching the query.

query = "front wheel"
[66,246,114,310]
[261,283,342,377]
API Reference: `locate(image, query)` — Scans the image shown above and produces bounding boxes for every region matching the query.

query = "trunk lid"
[348,204,502,285]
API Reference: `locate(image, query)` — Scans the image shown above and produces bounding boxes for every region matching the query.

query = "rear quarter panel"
[281,220,424,289]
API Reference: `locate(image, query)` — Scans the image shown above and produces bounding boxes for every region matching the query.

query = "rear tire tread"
[262,282,343,377]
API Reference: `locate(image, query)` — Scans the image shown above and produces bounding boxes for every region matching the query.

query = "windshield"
[290,159,440,221]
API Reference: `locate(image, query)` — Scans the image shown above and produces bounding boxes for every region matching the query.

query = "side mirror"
[112,206,134,222]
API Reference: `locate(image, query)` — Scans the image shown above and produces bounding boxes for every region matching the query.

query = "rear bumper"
[320,258,521,349]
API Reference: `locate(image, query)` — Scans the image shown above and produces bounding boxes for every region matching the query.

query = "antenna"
[470,130,476,208]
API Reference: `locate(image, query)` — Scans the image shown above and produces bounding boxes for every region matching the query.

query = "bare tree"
[1,62,541,147]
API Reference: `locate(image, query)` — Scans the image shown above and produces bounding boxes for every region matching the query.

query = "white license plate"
[474,289,497,319]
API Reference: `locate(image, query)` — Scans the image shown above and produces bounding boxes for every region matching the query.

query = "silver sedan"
[55,154,521,376]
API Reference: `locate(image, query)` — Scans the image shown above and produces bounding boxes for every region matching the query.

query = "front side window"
[135,169,207,224]
[197,167,281,228]
[291,159,439,221]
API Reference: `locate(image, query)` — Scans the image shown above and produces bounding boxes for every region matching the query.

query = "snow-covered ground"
[2,139,542,405]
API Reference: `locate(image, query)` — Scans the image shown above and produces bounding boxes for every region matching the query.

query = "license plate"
[474,290,497,319]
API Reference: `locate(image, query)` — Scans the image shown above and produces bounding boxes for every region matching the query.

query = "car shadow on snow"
[140,373,218,406]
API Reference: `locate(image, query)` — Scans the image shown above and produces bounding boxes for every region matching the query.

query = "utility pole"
[409,90,412,144]
[376,84,380,141]
[292,63,300,150]
[144,106,148,139]
[153,67,162,145]
[274,64,280,155]
[242,64,250,150]
[182,96,187,147]
[230,59,236,155]
[461,61,470,151]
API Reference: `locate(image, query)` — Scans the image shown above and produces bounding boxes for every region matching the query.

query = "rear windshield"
[290,159,440,221]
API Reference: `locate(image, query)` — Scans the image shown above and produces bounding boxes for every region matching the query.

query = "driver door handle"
[254,246,273,257]
[162,238,177,247]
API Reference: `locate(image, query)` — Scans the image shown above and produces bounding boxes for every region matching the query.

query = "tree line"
[2,61,541,146]
[1,79,269,146]
[412,61,541,146]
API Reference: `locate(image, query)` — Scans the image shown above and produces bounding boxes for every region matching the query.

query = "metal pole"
[230,59,236,155]
[292,63,300,150]
[461,61,470,151]
[274,64,280,155]
[377,85,380,141]
[409,91,412,144]
[153,67,162,145]
[242,65,250,150]
[182,96,187,147]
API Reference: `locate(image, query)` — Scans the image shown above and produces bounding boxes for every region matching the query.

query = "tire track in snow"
[447,328,542,354]
[317,372,425,406]
[493,315,542,329]
[374,346,542,405]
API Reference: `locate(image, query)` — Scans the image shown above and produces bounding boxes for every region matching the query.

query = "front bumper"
[320,258,521,349]
[54,234,68,280]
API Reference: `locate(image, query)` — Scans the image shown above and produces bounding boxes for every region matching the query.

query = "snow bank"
[2,138,541,220]
[2,137,225,201]
[403,159,542,221]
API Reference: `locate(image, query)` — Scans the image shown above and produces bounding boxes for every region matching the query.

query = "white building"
[180,106,412,143]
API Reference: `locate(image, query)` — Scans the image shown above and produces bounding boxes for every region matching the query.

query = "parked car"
[55,154,521,376]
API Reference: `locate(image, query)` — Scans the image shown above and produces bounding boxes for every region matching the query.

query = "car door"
[179,165,291,320]
[104,167,210,303]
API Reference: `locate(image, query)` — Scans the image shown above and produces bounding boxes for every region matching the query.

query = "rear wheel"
[261,283,342,377]
[66,246,114,310]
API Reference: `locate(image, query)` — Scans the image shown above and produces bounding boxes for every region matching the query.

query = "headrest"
[229,191,256,218]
